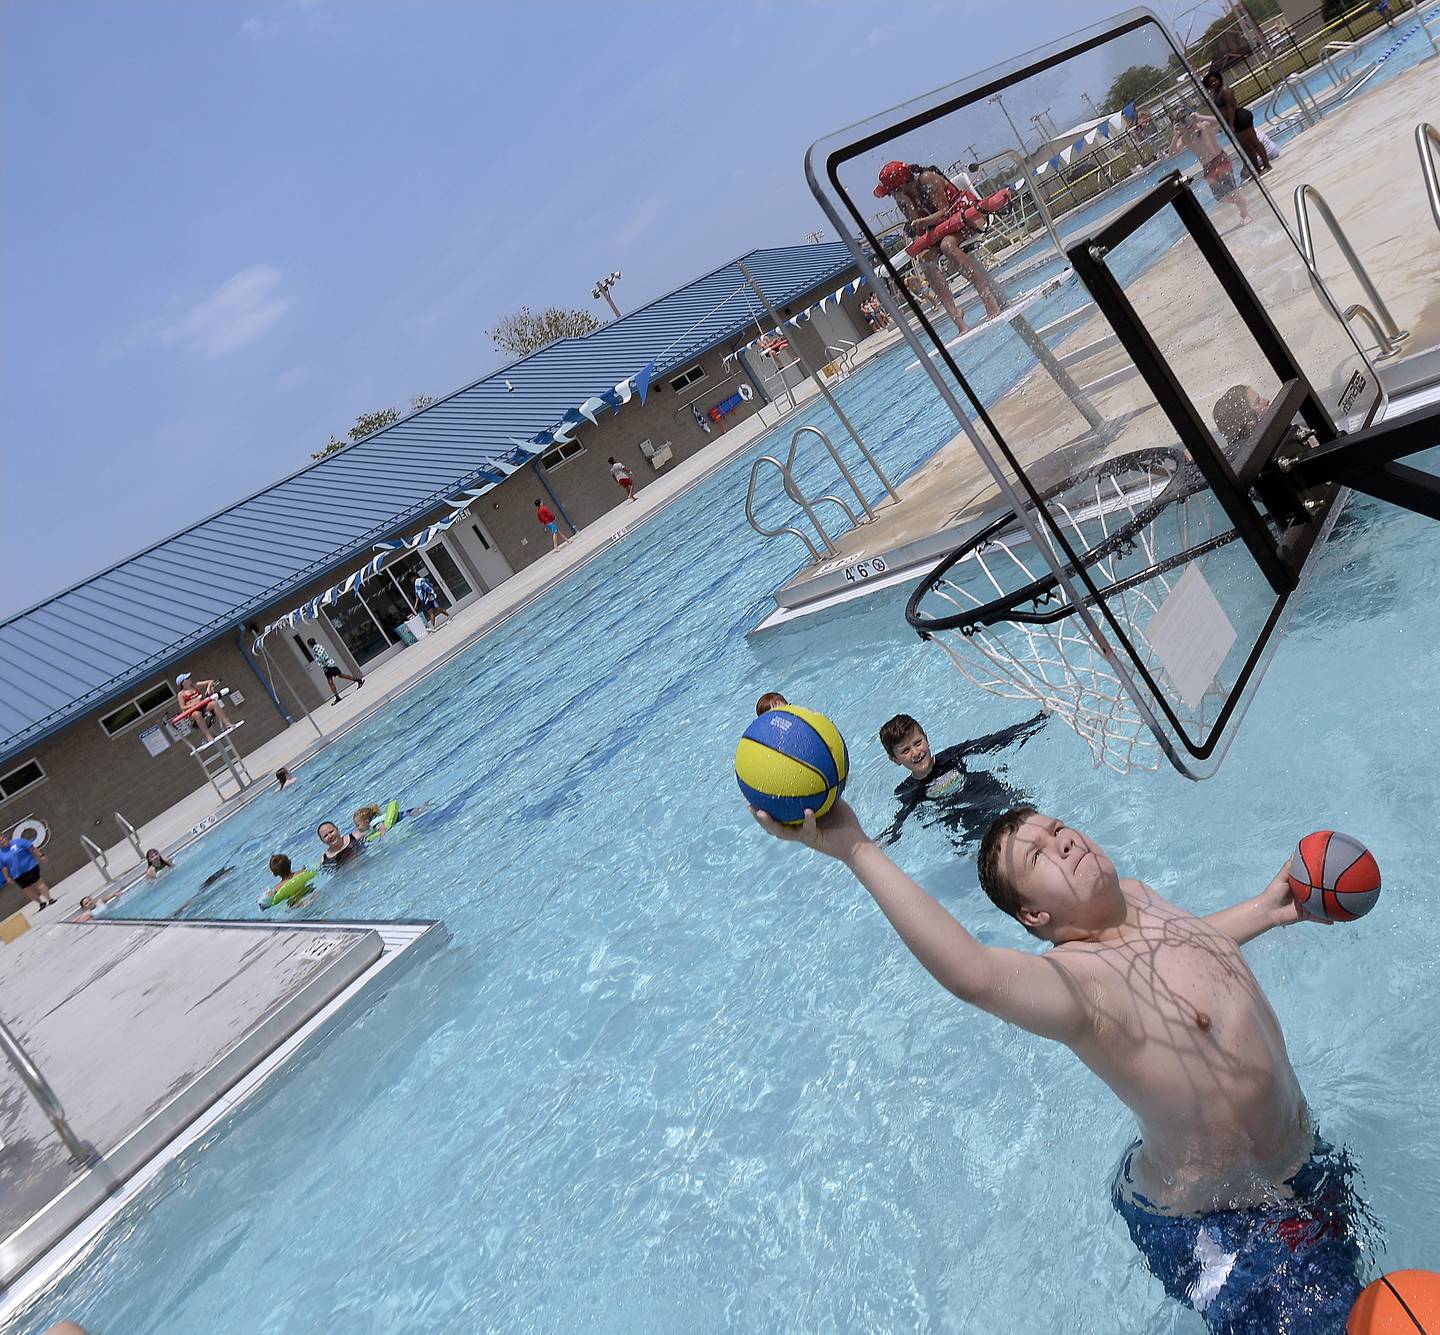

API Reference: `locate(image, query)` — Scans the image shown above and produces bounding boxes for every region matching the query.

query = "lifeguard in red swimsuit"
[874,161,1012,332]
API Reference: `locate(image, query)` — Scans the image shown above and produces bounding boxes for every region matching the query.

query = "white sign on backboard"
[138,725,170,757]
[1142,563,1239,710]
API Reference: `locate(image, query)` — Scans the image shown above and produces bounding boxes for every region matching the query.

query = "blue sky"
[1,0,1221,617]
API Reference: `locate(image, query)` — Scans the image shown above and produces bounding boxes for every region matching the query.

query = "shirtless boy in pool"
[754,801,1365,1330]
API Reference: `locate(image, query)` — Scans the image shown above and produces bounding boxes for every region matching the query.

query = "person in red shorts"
[534,498,568,550]
[1170,108,1252,224]
[608,457,637,503]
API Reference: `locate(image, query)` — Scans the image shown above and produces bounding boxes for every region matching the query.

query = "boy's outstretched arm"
[753,801,1092,1044]
[1202,861,1308,945]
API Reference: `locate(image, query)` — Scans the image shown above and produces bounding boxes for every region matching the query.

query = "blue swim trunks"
[1112,1136,1366,1334]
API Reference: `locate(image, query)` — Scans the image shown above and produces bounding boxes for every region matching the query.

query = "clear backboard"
[804,9,1385,778]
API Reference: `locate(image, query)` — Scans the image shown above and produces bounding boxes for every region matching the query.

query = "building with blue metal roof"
[0,241,869,888]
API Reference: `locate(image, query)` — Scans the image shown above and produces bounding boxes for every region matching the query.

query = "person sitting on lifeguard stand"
[174,672,234,743]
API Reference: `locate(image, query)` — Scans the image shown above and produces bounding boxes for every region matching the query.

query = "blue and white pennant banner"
[253,360,656,645]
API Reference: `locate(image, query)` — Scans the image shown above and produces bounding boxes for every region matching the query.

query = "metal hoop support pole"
[738,261,901,504]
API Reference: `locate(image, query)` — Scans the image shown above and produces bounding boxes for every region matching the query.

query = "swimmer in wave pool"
[753,801,1370,1330]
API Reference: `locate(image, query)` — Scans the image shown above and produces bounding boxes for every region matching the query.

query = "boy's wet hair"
[755,691,788,716]
[1213,384,1260,445]
[269,853,293,878]
[353,804,382,825]
[977,806,1044,937]
[879,714,924,758]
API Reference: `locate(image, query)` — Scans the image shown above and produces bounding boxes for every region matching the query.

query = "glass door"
[324,590,390,664]
[425,543,473,601]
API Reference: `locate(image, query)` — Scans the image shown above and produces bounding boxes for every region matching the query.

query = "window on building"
[669,364,706,392]
[540,440,585,470]
[471,523,492,551]
[0,758,45,801]
[99,682,177,737]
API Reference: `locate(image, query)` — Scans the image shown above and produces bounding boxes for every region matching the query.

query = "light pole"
[989,93,1030,157]
[592,270,622,319]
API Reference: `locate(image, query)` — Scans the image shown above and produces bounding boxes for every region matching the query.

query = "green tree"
[1104,63,1172,111]
[487,305,601,359]
[312,403,417,460]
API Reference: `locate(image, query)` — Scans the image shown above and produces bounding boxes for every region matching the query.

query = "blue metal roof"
[0,243,858,761]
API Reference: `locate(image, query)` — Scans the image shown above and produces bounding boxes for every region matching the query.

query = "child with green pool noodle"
[260,853,316,909]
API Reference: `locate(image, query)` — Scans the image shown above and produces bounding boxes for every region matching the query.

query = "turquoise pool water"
[23,315,1440,1330]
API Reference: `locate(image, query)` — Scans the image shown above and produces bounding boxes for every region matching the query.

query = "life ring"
[171,696,217,726]
[366,800,402,841]
[262,867,317,909]
[12,816,48,847]
[737,383,754,402]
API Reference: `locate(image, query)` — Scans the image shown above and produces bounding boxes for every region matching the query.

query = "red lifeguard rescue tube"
[171,696,217,726]
[905,188,1015,257]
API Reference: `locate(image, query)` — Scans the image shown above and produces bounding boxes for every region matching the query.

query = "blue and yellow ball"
[735,705,849,825]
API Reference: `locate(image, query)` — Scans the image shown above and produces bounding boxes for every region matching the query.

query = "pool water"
[24,306,1440,1331]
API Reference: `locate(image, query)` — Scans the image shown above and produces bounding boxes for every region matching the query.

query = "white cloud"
[240,16,280,38]
[141,265,292,359]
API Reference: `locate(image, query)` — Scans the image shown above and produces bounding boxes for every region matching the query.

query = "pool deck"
[0,915,446,1310]
[750,56,1440,633]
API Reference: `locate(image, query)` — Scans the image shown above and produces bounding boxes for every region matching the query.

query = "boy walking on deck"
[534,499,568,550]
[305,638,364,705]
[751,802,1367,1330]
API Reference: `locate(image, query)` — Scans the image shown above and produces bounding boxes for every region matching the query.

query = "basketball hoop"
[905,448,1239,773]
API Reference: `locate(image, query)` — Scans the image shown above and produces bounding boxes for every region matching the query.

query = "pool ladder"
[745,425,894,561]
[1293,183,1409,361]
[1419,122,1440,235]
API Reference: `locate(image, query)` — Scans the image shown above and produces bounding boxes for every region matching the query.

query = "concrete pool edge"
[0,917,448,1320]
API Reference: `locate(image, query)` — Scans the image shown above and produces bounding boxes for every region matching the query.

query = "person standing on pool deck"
[1,827,55,908]
[534,498,568,550]
[305,638,364,705]
[413,572,450,630]
[752,802,1367,1330]
[1171,108,1253,224]
[1202,70,1270,176]
[608,457,638,503]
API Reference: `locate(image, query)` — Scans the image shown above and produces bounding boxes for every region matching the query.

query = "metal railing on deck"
[746,425,893,560]
[1419,122,1440,234]
[1294,183,1409,358]
[0,1018,96,1167]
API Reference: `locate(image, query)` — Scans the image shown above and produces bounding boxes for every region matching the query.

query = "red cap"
[873,160,912,197]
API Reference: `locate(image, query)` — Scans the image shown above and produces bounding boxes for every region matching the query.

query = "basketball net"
[912,452,1232,774]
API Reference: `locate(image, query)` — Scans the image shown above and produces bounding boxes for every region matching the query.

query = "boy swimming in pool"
[259,853,314,909]
[753,802,1366,1330]
[878,711,1045,849]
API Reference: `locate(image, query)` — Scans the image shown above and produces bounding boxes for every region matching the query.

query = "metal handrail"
[785,425,880,522]
[745,457,832,559]
[1342,304,1402,358]
[80,834,112,884]
[1294,183,1409,346]
[1419,122,1440,234]
[0,1017,97,1166]
[115,811,144,860]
